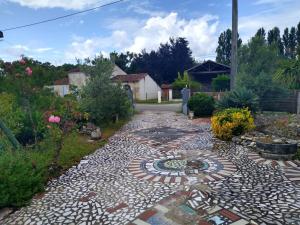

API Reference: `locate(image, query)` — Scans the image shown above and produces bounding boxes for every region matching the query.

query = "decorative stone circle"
[128,153,236,184]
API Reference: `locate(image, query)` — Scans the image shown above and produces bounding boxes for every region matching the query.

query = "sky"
[0,0,300,65]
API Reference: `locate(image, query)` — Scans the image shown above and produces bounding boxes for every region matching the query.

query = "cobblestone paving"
[2,111,300,225]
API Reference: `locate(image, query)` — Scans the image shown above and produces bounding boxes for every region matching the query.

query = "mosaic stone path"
[247,152,300,183]
[2,111,300,225]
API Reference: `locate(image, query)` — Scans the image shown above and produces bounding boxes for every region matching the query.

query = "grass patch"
[58,119,127,170]
[0,119,128,209]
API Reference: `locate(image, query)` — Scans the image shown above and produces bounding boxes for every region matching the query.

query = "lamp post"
[231,0,238,90]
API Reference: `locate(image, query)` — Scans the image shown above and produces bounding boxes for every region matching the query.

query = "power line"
[1,0,126,32]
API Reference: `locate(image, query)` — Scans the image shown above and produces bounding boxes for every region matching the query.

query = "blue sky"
[0,0,300,64]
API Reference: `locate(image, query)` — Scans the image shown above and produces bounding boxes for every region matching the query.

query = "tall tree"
[256,27,266,41]
[216,29,242,66]
[297,22,300,57]
[267,27,284,55]
[130,37,194,84]
[289,26,297,59]
[283,28,290,58]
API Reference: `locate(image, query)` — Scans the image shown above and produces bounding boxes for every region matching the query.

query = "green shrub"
[188,93,215,117]
[211,108,255,140]
[172,71,201,92]
[80,56,132,125]
[212,74,230,91]
[216,88,259,112]
[0,150,47,207]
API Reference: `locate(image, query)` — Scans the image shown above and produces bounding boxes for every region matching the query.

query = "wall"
[52,85,69,97]
[68,72,88,89]
[138,75,161,100]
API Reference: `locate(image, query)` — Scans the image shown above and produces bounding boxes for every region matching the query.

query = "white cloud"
[65,12,219,62]
[127,13,219,59]
[35,47,53,53]
[7,0,114,10]
[239,1,300,41]
[254,0,293,5]
[2,44,54,59]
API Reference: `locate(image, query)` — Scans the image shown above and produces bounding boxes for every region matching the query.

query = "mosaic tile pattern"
[2,111,300,225]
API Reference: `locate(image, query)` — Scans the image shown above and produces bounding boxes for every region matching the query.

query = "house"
[187,60,230,91]
[112,73,161,100]
[49,65,126,97]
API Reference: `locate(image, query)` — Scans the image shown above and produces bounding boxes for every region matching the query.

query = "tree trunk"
[231,0,238,90]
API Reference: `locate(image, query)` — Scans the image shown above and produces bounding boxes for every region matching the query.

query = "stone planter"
[256,140,298,160]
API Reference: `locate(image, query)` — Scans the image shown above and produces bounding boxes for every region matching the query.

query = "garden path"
[2,111,300,225]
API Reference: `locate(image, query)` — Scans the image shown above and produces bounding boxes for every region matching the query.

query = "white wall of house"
[138,75,161,100]
[50,85,69,97]
[112,65,127,77]
[68,72,88,88]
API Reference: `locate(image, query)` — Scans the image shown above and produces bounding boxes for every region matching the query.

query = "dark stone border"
[256,141,297,160]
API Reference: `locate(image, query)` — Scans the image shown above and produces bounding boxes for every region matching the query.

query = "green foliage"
[216,29,242,65]
[0,150,47,207]
[80,56,132,125]
[236,36,287,101]
[216,88,259,112]
[172,71,201,91]
[212,74,230,91]
[0,93,24,134]
[121,37,195,84]
[188,93,215,117]
[274,59,300,89]
[211,108,255,141]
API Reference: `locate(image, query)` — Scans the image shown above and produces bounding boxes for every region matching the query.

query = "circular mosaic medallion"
[128,153,236,184]
[154,159,187,172]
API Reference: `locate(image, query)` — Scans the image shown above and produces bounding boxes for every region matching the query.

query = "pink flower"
[48,115,56,123]
[48,115,61,124]
[25,67,32,76]
[19,59,26,65]
[54,116,61,123]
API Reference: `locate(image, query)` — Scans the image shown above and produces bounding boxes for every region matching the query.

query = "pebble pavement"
[2,111,300,225]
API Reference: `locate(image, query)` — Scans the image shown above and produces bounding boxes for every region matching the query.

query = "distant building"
[187,60,230,92]
[48,65,126,97]
[112,73,161,100]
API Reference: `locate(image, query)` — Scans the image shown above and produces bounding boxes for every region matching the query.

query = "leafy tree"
[289,27,297,59]
[283,28,290,57]
[172,71,201,92]
[267,27,284,55]
[129,37,195,84]
[80,56,132,125]
[212,75,230,91]
[274,59,300,89]
[216,29,242,65]
[236,36,286,101]
[255,27,266,40]
[297,22,300,57]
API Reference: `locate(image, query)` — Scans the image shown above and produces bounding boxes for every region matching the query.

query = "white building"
[112,73,161,100]
[49,65,126,97]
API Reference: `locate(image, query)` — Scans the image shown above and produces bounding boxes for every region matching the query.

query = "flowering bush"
[211,108,255,140]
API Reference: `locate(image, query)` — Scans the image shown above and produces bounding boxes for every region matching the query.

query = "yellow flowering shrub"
[211,108,255,140]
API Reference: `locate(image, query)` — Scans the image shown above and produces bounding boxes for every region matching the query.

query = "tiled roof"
[54,77,69,85]
[112,73,147,82]
[161,84,172,89]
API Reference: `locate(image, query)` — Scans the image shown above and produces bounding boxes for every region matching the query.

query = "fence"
[260,91,300,114]
[189,90,300,114]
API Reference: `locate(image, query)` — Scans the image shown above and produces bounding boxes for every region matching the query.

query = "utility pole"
[231,0,238,90]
